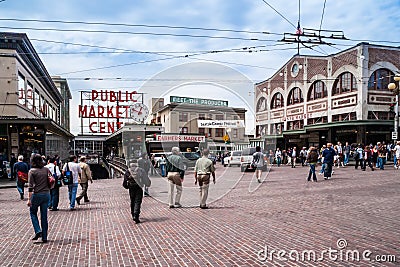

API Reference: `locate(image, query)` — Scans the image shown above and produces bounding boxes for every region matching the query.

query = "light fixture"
[262,87,267,92]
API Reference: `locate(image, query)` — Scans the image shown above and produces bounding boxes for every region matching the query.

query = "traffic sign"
[392,132,398,140]
[223,134,230,142]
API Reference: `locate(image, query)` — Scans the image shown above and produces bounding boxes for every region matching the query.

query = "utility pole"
[281,28,348,52]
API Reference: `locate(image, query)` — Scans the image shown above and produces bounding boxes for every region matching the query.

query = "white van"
[225,150,242,167]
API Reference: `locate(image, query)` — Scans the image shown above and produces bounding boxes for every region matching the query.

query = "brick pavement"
[0,163,399,266]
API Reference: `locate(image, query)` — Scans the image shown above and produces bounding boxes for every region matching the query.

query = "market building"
[149,96,247,152]
[255,43,400,150]
[0,32,73,163]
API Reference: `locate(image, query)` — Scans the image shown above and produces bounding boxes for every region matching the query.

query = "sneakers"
[76,198,81,205]
[133,217,141,224]
[257,178,261,183]
[174,203,182,208]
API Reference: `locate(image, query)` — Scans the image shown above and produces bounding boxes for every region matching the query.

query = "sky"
[1,0,400,135]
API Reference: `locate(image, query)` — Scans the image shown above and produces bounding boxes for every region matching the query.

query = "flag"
[296,21,302,35]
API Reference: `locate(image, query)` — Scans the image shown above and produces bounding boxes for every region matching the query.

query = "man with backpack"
[123,162,151,224]
[62,155,82,211]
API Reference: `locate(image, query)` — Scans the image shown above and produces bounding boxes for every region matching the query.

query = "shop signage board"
[78,90,145,134]
[170,96,228,107]
[197,120,245,128]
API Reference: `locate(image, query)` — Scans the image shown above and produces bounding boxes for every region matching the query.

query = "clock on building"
[130,103,149,122]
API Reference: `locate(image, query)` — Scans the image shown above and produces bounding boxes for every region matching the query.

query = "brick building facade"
[255,43,400,150]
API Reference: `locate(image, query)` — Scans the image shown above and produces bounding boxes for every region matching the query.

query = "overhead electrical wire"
[260,0,297,29]
[0,18,281,36]
[0,25,272,42]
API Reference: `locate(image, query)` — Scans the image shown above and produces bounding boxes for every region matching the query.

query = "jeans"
[324,162,333,178]
[276,157,281,167]
[129,185,143,219]
[344,153,350,165]
[68,183,79,208]
[308,164,317,181]
[160,164,166,177]
[30,192,50,241]
[16,181,25,195]
[320,163,326,174]
[378,157,385,170]
[48,187,60,209]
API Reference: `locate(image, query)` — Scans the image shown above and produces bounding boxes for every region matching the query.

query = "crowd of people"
[12,153,93,243]
[268,141,400,181]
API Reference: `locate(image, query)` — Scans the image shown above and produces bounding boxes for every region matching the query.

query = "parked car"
[240,147,257,172]
[225,150,242,167]
[181,152,201,170]
[208,153,217,165]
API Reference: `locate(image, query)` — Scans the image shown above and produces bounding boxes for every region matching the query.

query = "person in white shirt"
[393,141,400,169]
[45,157,62,211]
[62,155,82,210]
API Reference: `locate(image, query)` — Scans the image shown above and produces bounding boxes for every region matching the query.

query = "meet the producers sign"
[170,96,228,107]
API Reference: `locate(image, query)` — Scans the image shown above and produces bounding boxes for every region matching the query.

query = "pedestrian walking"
[377,142,387,170]
[194,149,216,209]
[27,154,51,243]
[45,157,62,211]
[300,147,307,167]
[123,162,151,223]
[291,147,297,168]
[62,155,81,210]
[166,147,185,208]
[150,154,156,176]
[76,156,93,205]
[14,155,29,200]
[354,144,364,170]
[138,152,151,196]
[252,146,266,183]
[393,141,400,169]
[319,145,327,175]
[306,146,318,182]
[159,155,167,177]
[343,142,351,165]
[363,145,374,171]
[10,153,16,181]
[275,148,282,167]
[322,143,336,180]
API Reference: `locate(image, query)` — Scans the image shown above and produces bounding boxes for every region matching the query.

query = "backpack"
[63,162,73,185]
[126,168,139,189]
[53,165,62,187]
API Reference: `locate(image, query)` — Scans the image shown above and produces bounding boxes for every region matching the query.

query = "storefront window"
[18,73,26,106]
[34,89,40,115]
[287,87,303,106]
[271,93,284,109]
[308,81,327,101]
[333,72,357,95]
[215,128,224,137]
[26,82,34,110]
[368,69,394,90]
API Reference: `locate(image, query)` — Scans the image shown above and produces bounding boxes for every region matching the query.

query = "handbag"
[63,162,73,185]
[48,170,55,189]
[17,171,28,183]
[53,166,62,187]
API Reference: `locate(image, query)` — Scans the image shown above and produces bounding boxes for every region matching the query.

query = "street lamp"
[388,74,400,136]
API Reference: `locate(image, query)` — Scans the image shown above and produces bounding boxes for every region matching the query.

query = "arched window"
[287,87,304,106]
[332,72,357,96]
[271,93,284,109]
[308,81,327,101]
[256,97,267,112]
[368,68,394,90]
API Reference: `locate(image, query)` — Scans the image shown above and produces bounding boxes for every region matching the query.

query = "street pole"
[395,93,399,134]
[388,74,400,138]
